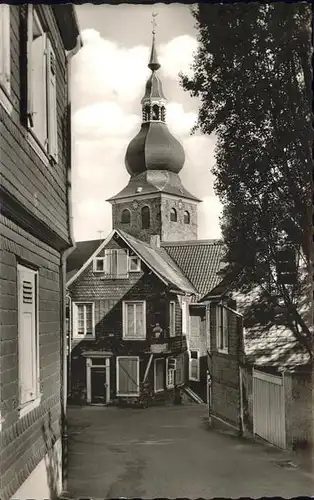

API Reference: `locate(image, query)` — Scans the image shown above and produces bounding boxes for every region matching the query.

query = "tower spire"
[148,12,160,72]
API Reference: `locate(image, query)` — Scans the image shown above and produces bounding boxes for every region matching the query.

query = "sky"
[71,3,222,242]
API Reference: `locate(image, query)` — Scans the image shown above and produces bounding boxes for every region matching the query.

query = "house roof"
[66,230,196,295]
[162,239,224,300]
[66,239,103,282]
[202,278,311,371]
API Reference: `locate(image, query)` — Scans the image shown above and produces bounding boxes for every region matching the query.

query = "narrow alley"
[66,405,313,499]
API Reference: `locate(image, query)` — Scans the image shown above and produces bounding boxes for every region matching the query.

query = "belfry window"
[152,104,160,121]
[121,209,131,224]
[141,206,150,229]
[184,211,190,224]
[143,105,150,121]
[170,208,177,222]
[161,106,166,122]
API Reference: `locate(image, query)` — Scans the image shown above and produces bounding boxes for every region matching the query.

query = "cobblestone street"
[66,405,313,499]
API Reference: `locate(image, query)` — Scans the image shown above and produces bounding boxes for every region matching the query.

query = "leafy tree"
[181,3,312,356]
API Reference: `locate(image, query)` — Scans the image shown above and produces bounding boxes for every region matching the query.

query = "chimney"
[150,234,160,247]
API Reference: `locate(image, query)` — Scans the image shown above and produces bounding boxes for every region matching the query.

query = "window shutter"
[72,302,78,336]
[117,249,128,276]
[223,307,228,350]
[206,306,211,351]
[18,265,37,405]
[46,38,58,162]
[216,305,221,349]
[0,5,10,92]
[117,357,139,395]
[26,4,34,127]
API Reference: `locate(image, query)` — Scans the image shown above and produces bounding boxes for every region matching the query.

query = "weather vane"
[151,12,159,35]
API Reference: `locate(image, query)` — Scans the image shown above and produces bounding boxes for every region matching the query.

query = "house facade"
[201,279,313,452]
[66,30,225,408]
[0,5,80,500]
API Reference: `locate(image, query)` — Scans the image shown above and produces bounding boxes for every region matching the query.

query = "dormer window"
[129,256,141,272]
[93,249,129,278]
[141,206,150,229]
[121,209,131,225]
[170,208,177,222]
[152,104,159,121]
[184,211,190,224]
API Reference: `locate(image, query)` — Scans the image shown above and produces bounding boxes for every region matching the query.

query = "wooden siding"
[0,214,62,500]
[0,5,70,245]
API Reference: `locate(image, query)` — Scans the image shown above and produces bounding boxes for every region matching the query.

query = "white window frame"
[17,264,41,419]
[181,298,190,336]
[0,4,12,114]
[93,257,106,273]
[122,300,146,340]
[129,255,141,272]
[72,302,95,339]
[189,349,200,381]
[154,358,165,393]
[26,5,58,164]
[216,305,228,353]
[166,357,176,388]
[116,356,140,397]
[169,301,176,337]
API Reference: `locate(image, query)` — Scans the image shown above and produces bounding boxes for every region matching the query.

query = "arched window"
[121,209,131,224]
[141,206,150,229]
[170,208,177,222]
[184,211,190,224]
[144,105,150,121]
[152,104,160,121]
[161,106,166,122]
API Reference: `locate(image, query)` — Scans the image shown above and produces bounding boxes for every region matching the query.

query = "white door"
[253,369,286,448]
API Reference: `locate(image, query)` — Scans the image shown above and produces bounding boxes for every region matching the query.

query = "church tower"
[107,21,200,244]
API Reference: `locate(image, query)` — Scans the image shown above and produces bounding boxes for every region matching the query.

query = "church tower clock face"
[132,201,139,210]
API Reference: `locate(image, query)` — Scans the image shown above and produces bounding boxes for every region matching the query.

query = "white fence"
[252,369,286,449]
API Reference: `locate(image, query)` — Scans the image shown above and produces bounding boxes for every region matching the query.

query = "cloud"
[73,102,140,138]
[72,29,220,242]
[198,196,223,240]
[159,35,198,79]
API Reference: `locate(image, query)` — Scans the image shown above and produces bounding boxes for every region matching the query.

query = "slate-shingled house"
[0,5,80,500]
[66,31,224,407]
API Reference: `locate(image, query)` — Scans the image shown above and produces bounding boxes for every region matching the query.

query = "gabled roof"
[162,239,224,300]
[66,238,103,282]
[66,229,196,295]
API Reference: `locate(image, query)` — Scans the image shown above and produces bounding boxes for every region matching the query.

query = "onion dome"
[125,26,185,177]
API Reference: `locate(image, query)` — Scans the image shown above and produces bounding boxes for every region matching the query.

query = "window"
[170,208,177,222]
[17,264,40,416]
[121,209,131,225]
[93,249,129,278]
[154,358,164,392]
[152,104,159,120]
[123,301,146,339]
[129,255,141,272]
[141,206,150,229]
[161,106,166,122]
[73,302,95,338]
[216,305,228,352]
[143,104,150,121]
[116,357,139,396]
[0,5,10,94]
[189,350,200,381]
[166,357,176,388]
[26,6,58,161]
[169,301,175,337]
[184,211,190,224]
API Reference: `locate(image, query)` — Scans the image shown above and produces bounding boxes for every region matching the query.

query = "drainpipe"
[60,34,82,496]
